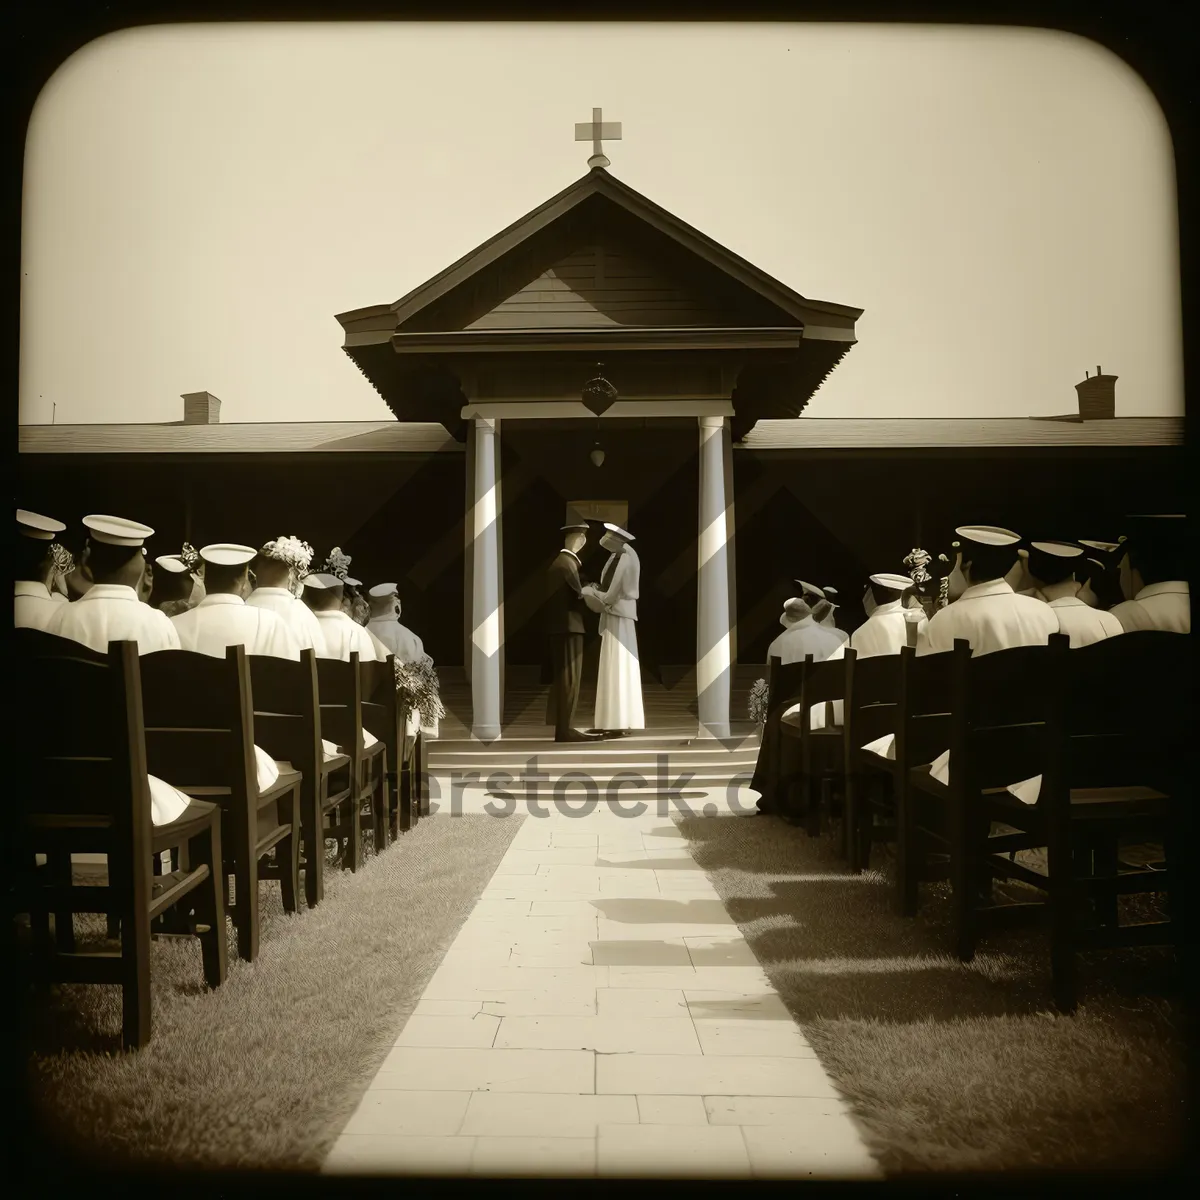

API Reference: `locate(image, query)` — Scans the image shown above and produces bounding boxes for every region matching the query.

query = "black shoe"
[556,729,603,742]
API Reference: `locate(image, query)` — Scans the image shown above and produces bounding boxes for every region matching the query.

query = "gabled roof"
[336,167,861,338]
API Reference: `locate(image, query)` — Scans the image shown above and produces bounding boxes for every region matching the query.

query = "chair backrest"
[359,653,399,763]
[247,649,322,773]
[897,645,957,767]
[766,655,805,721]
[845,650,903,748]
[315,653,363,757]
[800,655,848,708]
[11,637,152,915]
[137,645,255,801]
[1050,630,1192,795]
[951,641,1054,793]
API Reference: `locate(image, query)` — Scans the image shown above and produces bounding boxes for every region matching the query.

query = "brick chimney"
[181,391,222,424]
[1074,367,1115,420]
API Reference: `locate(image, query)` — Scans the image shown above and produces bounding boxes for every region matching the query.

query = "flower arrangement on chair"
[748,677,770,729]
[393,655,446,727]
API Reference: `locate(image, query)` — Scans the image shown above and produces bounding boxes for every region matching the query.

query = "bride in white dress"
[582,523,645,735]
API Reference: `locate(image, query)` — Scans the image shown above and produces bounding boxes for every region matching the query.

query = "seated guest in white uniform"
[768,596,846,666]
[1077,538,1129,609]
[246,537,322,650]
[170,543,302,794]
[1025,541,1123,648]
[1108,515,1189,634]
[366,582,427,664]
[916,526,1060,658]
[172,544,301,661]
[302,572,389,753]
[811,597,850,645]
[914,526,1059,790]
[303,572,390,662]
[366,582,431,737]
[15,509,68,631]
[48,515,181,655]
[843,573,929,658]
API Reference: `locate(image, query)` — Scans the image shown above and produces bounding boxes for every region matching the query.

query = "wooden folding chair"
[316,654,386,870]
[783,656,850,836]
[11,636,226,1050]
[842,650,904,874]
[892,645,957,916]
[248,650,353,909]
[968,631,1188,1010]
[138,645,302,962]
[358,655,396,850]
[751,656,804,817]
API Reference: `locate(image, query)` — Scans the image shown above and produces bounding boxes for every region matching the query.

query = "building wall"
[18,443,1185,673]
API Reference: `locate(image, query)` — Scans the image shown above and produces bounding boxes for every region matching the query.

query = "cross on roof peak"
[575,107,622,170]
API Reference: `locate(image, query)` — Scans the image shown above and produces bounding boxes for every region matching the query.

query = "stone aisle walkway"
[323,792,880,1179]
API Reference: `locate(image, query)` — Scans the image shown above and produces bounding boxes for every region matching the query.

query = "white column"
[470,417,502,741]
[696,415,732,739]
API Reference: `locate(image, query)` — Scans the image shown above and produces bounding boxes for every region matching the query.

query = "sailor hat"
[869,573,913,591]
[793,580,825,601]
[155,555,190,574]
[368,582,398,598]
[560,523,589,532]
[954,525,1021,547]
[17,509,66,540]
[83,514,154,547]
[302,573,342,591]
[602,522,635,541]
[199,543,257,567]
[1028,541,1085,583]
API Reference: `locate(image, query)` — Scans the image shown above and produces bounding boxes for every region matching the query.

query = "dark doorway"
[500,420,700,675]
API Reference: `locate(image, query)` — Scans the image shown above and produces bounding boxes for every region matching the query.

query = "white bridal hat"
[602,522,635,542]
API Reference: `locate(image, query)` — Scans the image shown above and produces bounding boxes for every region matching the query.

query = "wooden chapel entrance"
[336,162,861,740]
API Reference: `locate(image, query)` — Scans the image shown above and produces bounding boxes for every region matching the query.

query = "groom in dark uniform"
[547,522,603,742]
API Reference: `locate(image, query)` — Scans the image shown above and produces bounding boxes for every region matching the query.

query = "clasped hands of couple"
[580,584,606,613]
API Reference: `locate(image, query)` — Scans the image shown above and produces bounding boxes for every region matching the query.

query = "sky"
[19,22,1183,426]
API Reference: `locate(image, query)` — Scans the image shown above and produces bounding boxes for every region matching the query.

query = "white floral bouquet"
[393,655,445,726]
[748,677,770,727]
[261,535,314,573]
[180,542,201,572]
[50,543,73,576]
[323,547,353,581]
[903,547,932,586]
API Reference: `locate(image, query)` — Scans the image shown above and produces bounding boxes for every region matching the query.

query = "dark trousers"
[549,633,584,739]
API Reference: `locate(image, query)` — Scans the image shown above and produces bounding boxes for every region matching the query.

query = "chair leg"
[895,775,918,917]
[233,848,259,963]
[51,851,76,953]
[278,789,301,915]
[845,773,861,873]
[120,894,153,1051]
[189,822,228,989]
[1090,833,1119,927]
[303,781,324,910]
[1049,843,1078,1013]
[950,799,978,963]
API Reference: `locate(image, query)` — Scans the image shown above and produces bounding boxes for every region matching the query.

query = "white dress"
[246,586,324,650]
[15,580,63,632]
[592,547,645,732]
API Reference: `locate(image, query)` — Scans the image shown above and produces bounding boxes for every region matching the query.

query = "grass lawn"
[19,813,523,1172]
[676,813,1186,1176]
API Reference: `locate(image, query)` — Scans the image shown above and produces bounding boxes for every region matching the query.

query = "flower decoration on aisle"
[394,655,446,727]
[322,547,353,581]
[748,678,770,728]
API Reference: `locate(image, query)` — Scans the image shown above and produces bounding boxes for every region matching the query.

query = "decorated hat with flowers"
[259,535,314,574]
[322,547,353,582]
